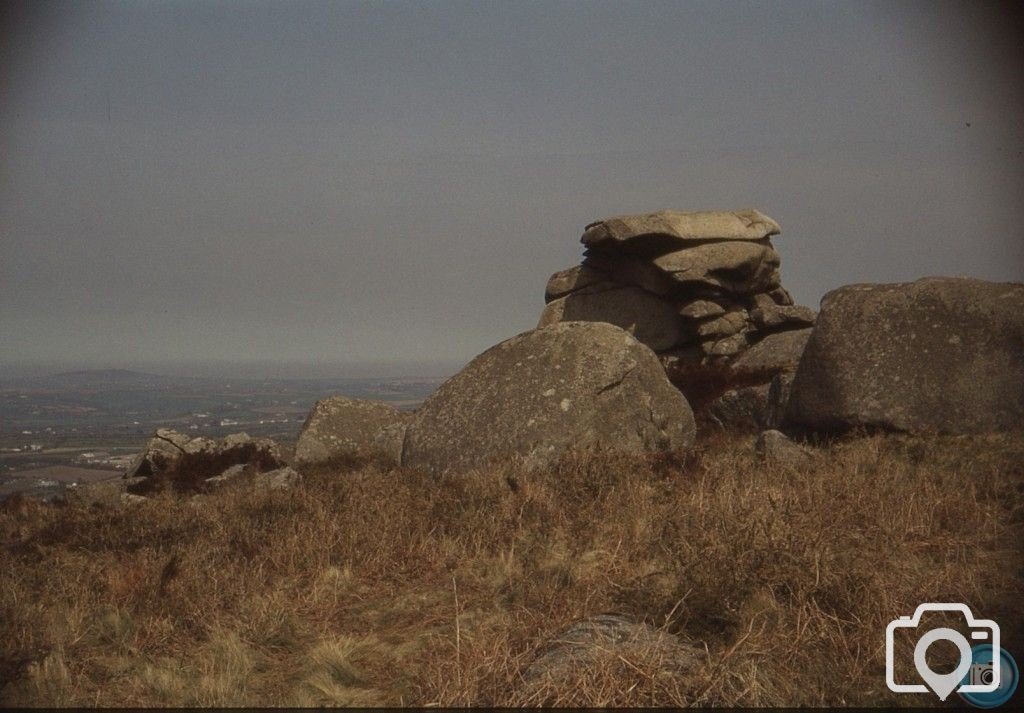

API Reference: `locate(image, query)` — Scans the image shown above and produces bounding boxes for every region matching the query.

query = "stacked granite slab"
[539,208,815,376]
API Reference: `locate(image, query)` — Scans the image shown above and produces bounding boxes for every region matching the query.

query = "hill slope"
[1,432,1021,706]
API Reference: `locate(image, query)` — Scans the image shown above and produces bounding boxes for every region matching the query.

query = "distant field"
[6,465,120,484]
[0,465,120,502]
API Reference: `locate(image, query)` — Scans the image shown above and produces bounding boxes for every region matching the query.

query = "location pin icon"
[914,628,972,701]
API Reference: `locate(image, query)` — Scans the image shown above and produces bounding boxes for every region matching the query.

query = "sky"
[1,0,1022,378]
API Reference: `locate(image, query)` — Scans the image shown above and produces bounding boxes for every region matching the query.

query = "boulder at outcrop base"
[402,322,696,473]
[704,329,811,431]
[125,429,284,491]
[786,277,1024,434]
[519,614,702,701]
[755,429,814,468]
[706,383,772,432]
[294,396,411,465]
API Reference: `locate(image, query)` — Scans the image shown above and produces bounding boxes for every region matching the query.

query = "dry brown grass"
[1,431,1022,707]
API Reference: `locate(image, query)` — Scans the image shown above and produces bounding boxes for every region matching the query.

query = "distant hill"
[55,369,153,379]
[0,368,187,390]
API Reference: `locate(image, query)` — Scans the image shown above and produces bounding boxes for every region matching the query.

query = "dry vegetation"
[1,431,1022,707]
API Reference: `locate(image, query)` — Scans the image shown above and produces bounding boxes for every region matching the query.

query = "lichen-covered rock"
[702,331,749,358]
[705,383,772,431]
[648,241,781,295]
[755,429,815,468]
[731,329,812,374]
[582,208,780,251]
[581,253,679,297]
[537,286,686,352]
[786,277,1024,434]
[694,309,749,339]
[124,429,284,491]
[255,466,301,490]
[764,373,795,430]
[703,330,811,432]
[124,428,189,479]
[544,265,616,303]
[586,242,781,296]
[541,209,814,407]
[294,396,411,465]
[204,464,249,490]
[402,322,695,473]
[678,299,728,320]
[205,464,300,492]
[749,303,816,330]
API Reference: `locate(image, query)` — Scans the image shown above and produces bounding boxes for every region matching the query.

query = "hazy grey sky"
[2,0,1022,376]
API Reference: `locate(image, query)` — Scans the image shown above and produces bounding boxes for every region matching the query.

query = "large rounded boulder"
[401,322,696,473]
[786,277,1024,434]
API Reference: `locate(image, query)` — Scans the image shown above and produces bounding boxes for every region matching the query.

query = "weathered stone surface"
[581,253,679,297]
[182,437,218,457]
[582,209,780,252]
[205,464,300,492]
[205,464,249,490]
[702,331,749,358]
[768,285,794,305]
[544,265,615,303]
[750,303,816,330]
[651,241,781,295]
[124,429,188,479]
[255,466,301,490]
[222,434,282,467]
[695,309,749,339]
[756,429,814,467]
[520,614,701,695]
[764,373,794,430]
[657,346,703,372]
[703,331,809,432]
[541,208,810,399]
[402,322,695,473]
[538,287,686,352]
[678,299,727,320]
[155,428,190,450]
[786,277,1024,434]
[124,429,284,489]
[706,383,772,431]
[731,329,812,373]
[294,396,411,465]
